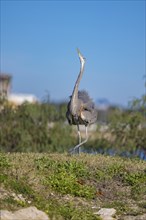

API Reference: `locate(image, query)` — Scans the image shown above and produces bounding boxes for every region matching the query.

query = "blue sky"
[1,0,145,106]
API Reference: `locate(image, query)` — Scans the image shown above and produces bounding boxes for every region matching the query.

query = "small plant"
[123,172,146,186]
[35,156,96,199]
[138,201,146,209]
[0,153,11,184]
[9,179,34,196]
[0,153,10,169]
[1,196,26,211]
[103,200,129,214]
[58,202,101,220]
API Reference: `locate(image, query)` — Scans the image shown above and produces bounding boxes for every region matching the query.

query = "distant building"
[8,93,38,105]
[0,73,12,97]
[0,73,38,105]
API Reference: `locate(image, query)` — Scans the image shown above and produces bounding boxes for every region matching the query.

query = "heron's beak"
[77,48,86,62]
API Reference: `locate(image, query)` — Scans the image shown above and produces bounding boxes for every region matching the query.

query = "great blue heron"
[66,49,97,154]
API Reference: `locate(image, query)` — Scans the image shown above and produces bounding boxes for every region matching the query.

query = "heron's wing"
[81,109,97,124]
[78,90,92,103]
[78,90,95,111]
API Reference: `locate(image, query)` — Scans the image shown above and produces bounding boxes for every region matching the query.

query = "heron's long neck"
[70,62,85,115]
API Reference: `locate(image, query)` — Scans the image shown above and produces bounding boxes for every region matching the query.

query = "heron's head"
[77,48,86,65]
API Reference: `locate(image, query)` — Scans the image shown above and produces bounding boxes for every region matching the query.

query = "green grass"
[0,152,146,219]
[35,157,96,199]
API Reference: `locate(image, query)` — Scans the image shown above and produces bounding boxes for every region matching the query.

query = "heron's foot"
[68,147,80,155]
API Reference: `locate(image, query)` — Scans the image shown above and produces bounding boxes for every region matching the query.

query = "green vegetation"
[35,157,96,198]
[0,93,146,218]
[107,95,146,159]
[87,94,146,159]
[0,153,146,219]
[0,100,75,153]
[0,94,146,159]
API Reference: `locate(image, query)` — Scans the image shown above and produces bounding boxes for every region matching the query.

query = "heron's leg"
[77,124,81,143]
[73,126,88,153]
[77,124,81,154]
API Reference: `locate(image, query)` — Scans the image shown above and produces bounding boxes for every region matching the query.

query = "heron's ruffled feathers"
[78,90,94,105]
